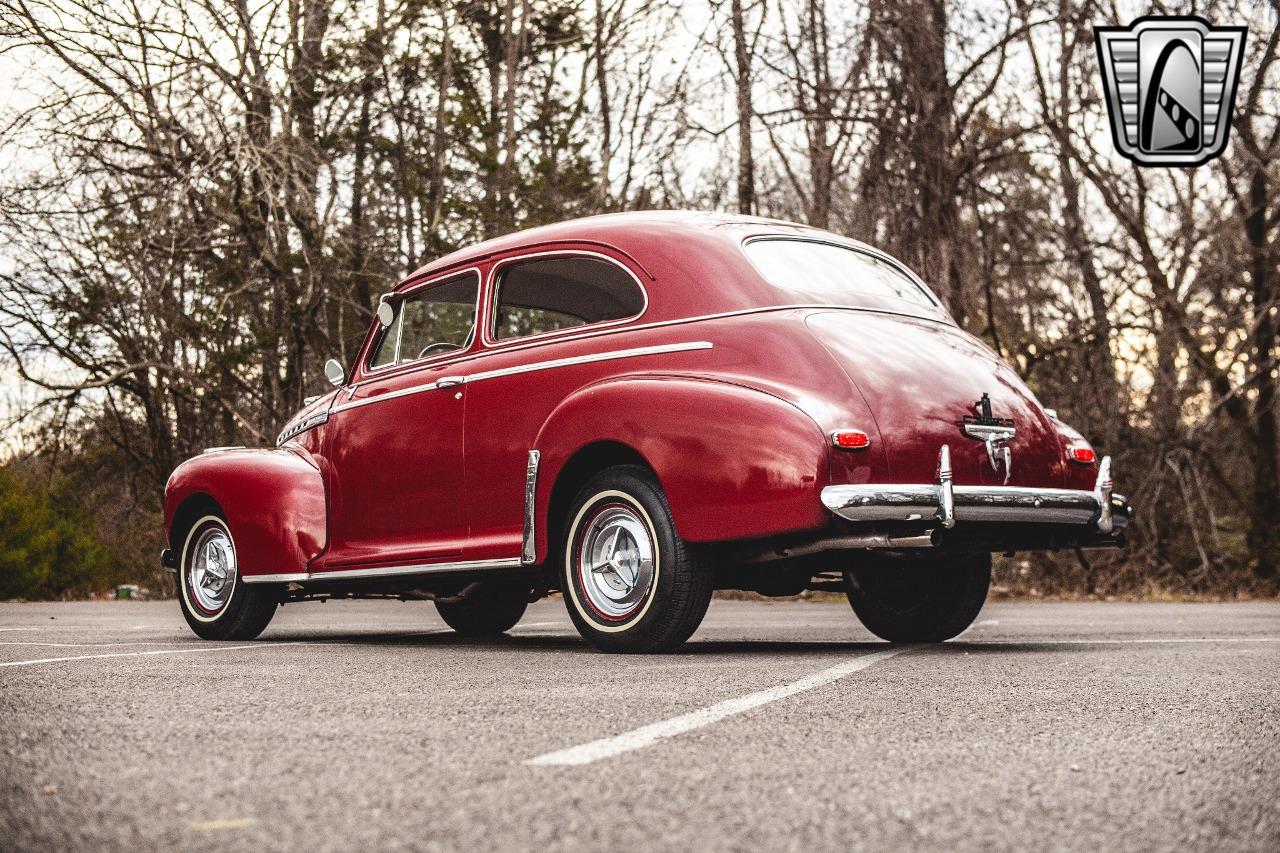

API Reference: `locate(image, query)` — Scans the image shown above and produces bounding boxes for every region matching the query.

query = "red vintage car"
[162,211,1129,652]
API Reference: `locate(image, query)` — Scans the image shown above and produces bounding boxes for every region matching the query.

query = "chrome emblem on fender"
[963,393,1015,484]
[1094,16,1246,167]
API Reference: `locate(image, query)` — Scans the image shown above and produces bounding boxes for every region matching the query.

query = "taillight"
[1067,443,1096,464]
[831,429,871,450]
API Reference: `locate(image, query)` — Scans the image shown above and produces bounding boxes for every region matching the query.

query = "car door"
[461,251,649,561]
[317,271,481,570]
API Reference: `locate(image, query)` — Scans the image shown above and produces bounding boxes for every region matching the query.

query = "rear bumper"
[821,446,1129,539]
[822,483,1129,528]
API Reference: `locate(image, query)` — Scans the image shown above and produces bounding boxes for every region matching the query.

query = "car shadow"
[259,630,1080,657]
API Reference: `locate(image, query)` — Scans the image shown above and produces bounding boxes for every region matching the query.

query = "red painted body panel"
[804,311,1068,488]
[531,378,830,547]
[318,360,468,569]
[164,447,326,576]
[163,211,1104,581]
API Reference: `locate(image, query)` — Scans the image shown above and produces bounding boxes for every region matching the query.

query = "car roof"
[397,210,870,288]
[390,210,945,325]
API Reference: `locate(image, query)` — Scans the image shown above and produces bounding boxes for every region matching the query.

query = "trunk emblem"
[963,393,1016,484]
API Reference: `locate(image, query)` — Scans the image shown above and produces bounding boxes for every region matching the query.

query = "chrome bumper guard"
[821,445,1128,534]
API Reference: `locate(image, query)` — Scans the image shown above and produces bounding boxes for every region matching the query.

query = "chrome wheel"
[577,503,656,621]
[187,525,237,616]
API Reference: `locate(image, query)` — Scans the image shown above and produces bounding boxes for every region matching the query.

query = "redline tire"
[844,554,991,643]
[177,513,278,641]
[561,466,712,653]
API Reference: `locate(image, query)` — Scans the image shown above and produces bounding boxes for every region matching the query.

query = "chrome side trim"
[242,557,524,584]
[330,341,713,414]
[243,572,311,584]
[466,341,713,384]
[202,445,247,454]
[522,449,540,564]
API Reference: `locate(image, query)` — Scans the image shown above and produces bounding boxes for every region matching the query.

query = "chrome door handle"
[436,376,466,388]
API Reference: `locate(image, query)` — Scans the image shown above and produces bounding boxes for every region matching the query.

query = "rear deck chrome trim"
[242,557,523,584]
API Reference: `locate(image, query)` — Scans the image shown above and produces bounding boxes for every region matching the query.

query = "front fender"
[164,447,326,577]
[534,376,831,555]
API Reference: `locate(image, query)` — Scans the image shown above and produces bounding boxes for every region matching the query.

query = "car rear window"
[492,256,645,341]
[744,238,935,307]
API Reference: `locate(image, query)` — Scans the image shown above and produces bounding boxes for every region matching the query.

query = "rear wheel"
[435,583,529,636]
[561,466,712,653]
[177,514,278,640]
[845,554,990,643]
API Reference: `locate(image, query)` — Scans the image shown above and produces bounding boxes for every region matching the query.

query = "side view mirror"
[324,358,346,387]
[377,300,395,328]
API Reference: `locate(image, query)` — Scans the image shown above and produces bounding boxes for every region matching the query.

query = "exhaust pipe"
[749,529,939,562]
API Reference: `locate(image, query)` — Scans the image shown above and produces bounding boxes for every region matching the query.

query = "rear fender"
[533,376,830,559]
[163,447,327,578]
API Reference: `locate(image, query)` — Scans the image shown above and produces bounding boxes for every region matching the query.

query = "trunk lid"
[805,310,1066,488]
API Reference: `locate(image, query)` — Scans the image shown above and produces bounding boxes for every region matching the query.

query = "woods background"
[0,0,1276,599]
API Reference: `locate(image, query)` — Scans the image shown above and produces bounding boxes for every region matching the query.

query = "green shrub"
[0,465,120,599]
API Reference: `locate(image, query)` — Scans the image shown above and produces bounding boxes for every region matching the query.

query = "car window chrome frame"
[481,249,650,348]
[359,267,485,380]
[741,235,943,310]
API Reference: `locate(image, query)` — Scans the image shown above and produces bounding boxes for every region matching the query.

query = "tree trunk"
[1245,166,1280,576]
[731,0,755,215]
[594,0,613,207]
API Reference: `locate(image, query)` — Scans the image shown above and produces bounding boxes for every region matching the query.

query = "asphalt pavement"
[1,596,1277,852]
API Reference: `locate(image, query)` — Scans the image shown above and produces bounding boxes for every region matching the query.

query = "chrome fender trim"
[522,450,540,565]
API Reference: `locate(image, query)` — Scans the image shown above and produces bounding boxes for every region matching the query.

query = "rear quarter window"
[492,256,645,341]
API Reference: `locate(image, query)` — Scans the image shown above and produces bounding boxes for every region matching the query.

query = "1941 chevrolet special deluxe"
[162,211,1130,652]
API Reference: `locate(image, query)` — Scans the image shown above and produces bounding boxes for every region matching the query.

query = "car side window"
[368,274,479,368]
[492,256,645,341]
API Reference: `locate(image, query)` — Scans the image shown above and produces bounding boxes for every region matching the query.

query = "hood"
[805,310,1067,488]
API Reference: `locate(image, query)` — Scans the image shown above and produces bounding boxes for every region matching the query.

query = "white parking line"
[0,641,191,648]
[526,647,909,766]
[0,642,308,669]
[968,637,1280,646]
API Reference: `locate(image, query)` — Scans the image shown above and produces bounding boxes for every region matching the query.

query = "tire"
[435,583,529,636]
[177,513,278,641]
[844,553,991,643]
[561,466,713,653]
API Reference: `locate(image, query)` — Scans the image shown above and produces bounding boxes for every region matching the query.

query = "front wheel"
[561,466,713,653]
[177,513,278,640]
[844,554,991,643]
